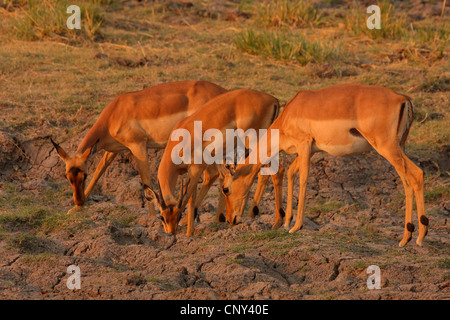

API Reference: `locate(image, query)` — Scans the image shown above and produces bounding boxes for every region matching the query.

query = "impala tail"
[397,97,414,149]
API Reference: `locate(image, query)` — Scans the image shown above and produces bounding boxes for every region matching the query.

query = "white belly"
[313,137,372,156]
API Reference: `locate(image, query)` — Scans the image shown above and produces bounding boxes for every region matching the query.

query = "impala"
[51,80,228,215]
[220,84,428,247]
[144,89,283,235]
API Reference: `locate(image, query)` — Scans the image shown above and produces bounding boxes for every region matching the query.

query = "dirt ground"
[0,129,448,300]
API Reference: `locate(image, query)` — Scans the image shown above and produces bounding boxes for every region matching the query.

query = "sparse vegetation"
[255,0,323,28]
[345,0,409,40]
[9,0,105,41]
[0,0,448,300]
[234,29,342,65]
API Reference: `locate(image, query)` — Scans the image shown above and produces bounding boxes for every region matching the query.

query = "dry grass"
[6,0,105,42]
[233,29,342,65]
[255,0,323,28]
[0,0,447,144]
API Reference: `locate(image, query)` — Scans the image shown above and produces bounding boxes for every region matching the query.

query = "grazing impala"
[144,89,283,235]
[220,84,428,247]
[51,80,228,215]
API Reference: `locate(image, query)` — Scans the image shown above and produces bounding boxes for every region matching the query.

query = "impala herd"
[51,80,428,247]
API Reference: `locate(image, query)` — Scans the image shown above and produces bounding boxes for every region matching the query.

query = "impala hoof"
[251,205,259,217]
[416,238,424,247]
[288,224,302,234]
[67,206,82,215]
[399,234,412,247]
[272,220,283,230]
[217,213,226,223]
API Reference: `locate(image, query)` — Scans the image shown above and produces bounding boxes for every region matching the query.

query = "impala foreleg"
[179,166,219,226]
[289,143,312,233]
[84,151,117,199]
[185,166,205,236]
[272,165,285,229]
[284,157,300,229]
[130,143,157,216]
[216,179,226,222]
[246,173,270,218]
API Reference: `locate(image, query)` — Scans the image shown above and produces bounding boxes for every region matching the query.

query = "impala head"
[50,138,97,207]
[218,163,254,225]
[143,180,189,235]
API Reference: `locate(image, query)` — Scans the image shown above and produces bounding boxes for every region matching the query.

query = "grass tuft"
[256,0,322,28]
[11,0,105,42]
[344,0,408,40]
[234,29,341,66]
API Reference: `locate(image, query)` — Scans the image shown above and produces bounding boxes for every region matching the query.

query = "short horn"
[177,178,190,208]
[157,181,168,210]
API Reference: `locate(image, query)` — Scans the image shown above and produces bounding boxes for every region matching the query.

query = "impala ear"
[144,184,158,202]
[144,183,167,210]
[81,139,99,161]
[218,163,236,178]
[50,137,70,162]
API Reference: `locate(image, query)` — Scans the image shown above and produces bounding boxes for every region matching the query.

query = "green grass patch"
[109,208,136,227]
[344,0,449,49]
[11,0,105,42]
[0,181,94,234]
[436,258,450,269]
[0,208,47,230]
[424,184,450,203]
[21,252,58,265]
[344,0,409,40]
[230,243,254,253]
[307,198,345,215]
[239,229,300,242]
[234,29,342,66]
[268,239,302,256]
[347,260,369,271]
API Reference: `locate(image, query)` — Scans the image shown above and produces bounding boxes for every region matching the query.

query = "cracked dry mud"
[0,130,449,300]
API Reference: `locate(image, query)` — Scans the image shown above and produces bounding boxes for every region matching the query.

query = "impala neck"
[157,159,181,205]
[75,121,106,156]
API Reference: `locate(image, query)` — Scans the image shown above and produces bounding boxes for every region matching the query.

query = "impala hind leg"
[375,145,426,246]
[289,143,312,233]
[404,156,427,246]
